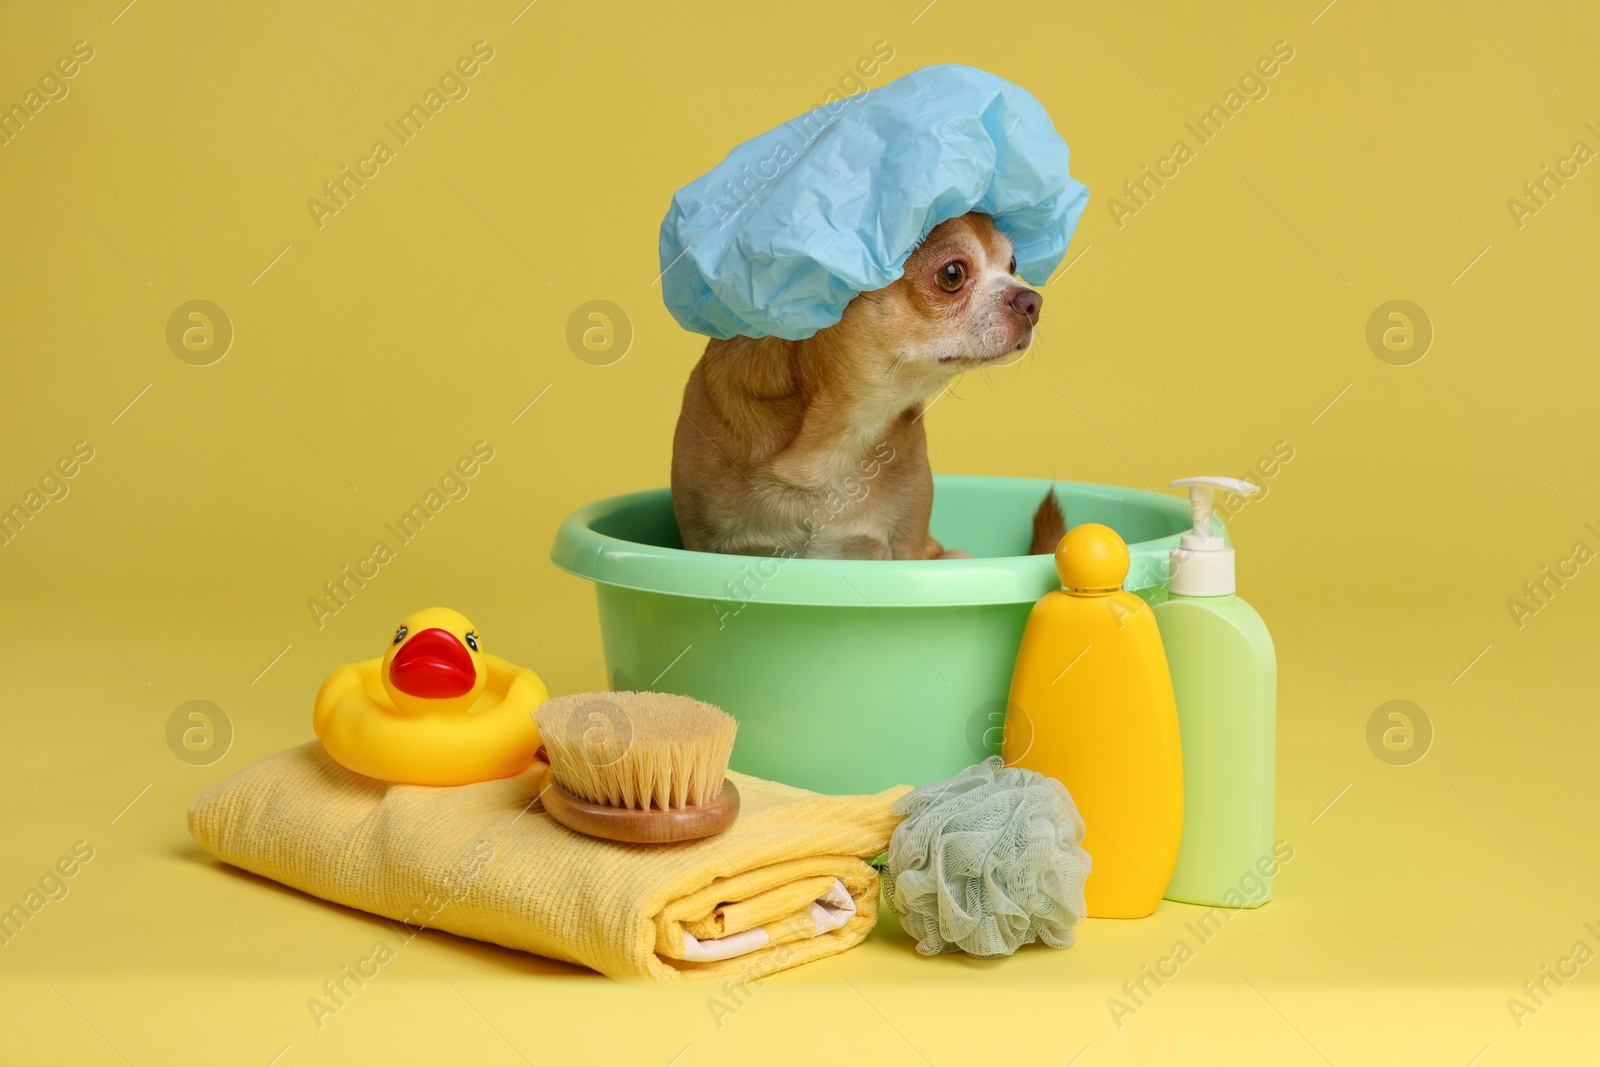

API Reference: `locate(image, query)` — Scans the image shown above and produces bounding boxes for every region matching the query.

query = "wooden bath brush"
[533,692,740,844]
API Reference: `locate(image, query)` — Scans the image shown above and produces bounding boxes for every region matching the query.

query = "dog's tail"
[1029,489,1066,554]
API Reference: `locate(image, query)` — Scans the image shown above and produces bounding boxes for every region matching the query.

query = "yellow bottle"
[1002,523,1183,919]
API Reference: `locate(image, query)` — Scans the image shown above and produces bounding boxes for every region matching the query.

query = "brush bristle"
[535,692,737,811]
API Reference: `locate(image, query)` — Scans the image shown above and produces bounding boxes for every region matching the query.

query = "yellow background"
[3,0,1597,1063]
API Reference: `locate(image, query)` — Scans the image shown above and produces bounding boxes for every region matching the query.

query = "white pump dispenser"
[1168,476,1257,596]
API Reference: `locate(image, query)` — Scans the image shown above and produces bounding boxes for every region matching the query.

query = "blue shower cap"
[658,64,1090,340]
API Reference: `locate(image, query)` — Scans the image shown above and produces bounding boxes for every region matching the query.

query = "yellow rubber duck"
[313,607,547,786]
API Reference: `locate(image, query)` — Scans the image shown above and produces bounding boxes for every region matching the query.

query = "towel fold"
[187,742,908,981]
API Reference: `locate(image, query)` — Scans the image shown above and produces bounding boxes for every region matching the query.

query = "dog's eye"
[935,262,966,293]
[1008,255,1017,274]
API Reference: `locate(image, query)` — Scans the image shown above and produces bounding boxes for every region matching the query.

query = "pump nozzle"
[1168,476,1256,596]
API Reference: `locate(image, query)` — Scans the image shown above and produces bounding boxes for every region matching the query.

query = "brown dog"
[671,212,1061,560]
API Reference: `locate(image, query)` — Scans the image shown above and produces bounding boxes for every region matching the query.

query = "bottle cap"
[1055,523,1129,595]
[1168,476,1256,596]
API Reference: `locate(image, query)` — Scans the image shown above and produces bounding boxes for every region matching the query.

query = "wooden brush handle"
[540,777,740,844]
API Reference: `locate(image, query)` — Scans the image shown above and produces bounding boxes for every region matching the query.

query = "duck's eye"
[393,625,408,645]
[1008,255,1017,274]
[935,262,966,293]
[465,632,479,652]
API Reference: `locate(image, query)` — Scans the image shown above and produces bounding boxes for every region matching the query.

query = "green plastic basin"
[550,475,1202,795]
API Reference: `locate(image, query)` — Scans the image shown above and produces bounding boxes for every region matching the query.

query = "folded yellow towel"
[187,742,908,982]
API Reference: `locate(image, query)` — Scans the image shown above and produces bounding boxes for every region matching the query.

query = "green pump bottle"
[1155,477,1278,908]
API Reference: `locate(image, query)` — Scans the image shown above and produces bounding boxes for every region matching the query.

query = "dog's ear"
[703,335,796,400]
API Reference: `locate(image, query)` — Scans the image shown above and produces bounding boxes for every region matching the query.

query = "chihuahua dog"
[671,211,1063,560]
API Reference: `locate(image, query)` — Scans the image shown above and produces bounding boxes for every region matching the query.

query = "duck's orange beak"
[389,628,476,699]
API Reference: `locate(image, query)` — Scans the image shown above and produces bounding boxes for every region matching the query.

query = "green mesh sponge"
[886,757,1091,959]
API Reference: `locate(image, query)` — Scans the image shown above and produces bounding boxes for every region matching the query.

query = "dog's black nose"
[1009,286,1042,324]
